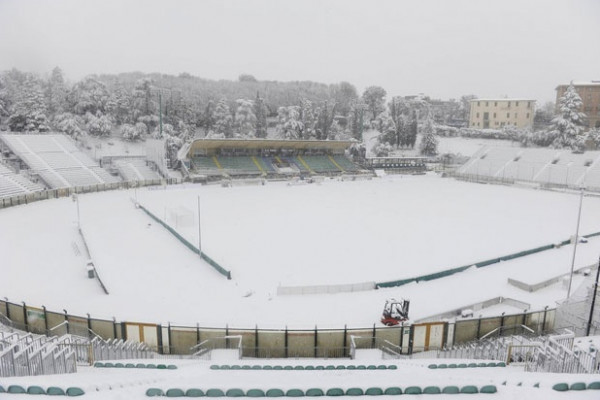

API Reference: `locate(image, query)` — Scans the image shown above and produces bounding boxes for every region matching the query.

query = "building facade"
[469,99,535,129]
[555,81,600,130]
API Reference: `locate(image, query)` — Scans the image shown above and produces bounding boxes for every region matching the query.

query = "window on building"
[485,101,489,106]
[526,113,530,119]
[508,101,511,107]
[494,102,497,106]
[476,112,479,118]
[527,101,531,108]
[515,113,518,118]
[516,101,519,106]
[477,101,480,106]
[493,112,496,118]
[507,112,510,118]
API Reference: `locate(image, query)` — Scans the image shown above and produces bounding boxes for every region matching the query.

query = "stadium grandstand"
[454,146,600,192]
[180,138,364,180]
[0,134,121,189]
[111,158,162,182]
[0,162,44,199]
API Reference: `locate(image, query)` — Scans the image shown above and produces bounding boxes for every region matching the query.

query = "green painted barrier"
[376,232,600,288]
[138,204,231,279]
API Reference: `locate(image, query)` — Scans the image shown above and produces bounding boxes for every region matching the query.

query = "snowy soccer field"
[2,174,600,328]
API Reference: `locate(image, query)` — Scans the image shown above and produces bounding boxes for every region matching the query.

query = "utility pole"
[586,256,600,336]
[567,188,584,299]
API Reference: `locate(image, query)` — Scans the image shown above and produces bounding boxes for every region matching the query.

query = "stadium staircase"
[0,316,153,377]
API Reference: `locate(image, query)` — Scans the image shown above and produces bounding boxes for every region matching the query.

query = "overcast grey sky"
[0,0,598,103]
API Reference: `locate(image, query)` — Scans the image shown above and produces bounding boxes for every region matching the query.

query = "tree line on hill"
[0,68,597,164]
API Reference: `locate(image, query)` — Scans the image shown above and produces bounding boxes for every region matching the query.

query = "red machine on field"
[381,298,410,326]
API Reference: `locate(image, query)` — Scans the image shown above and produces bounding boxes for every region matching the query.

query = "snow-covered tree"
[54,113,85,139]
[121,123,145,141]
[107,84,133,125]
[373,110,397,145]
[234,99,257,137]
[253,93,268,138]
[299,99,317,139]
[45,67,67,115]
[85,112,112,137]
[213,99,233,137]
[348,100,367,140]
[68,77,109,115]
[419,113,439,156]
[585,128,600,150]
[551,83,587,151]
[362,86,387,120]
[7,74,50,132]
[276,106,303,139]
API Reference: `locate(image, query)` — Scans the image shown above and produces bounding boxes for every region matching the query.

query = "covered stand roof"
[187,138,356,156]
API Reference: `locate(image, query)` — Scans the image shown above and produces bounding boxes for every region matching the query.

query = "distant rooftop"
[468,98,535,102]
[556,81,600,89]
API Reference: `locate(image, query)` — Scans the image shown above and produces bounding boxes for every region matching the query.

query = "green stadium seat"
[458,363,467,368]
[336,365,345,370]
[486,362,496,367]
[252,365,262,370]
[226,389,245,397]
[442,386,459,394]
[383,387,402,395]
[448,363,458,368]
[325,365,335,370]
[477,363,487,367]
[533,383,540,388]
[423,386,441,394]
[266,389,285,397]
[186,389,205,397]
[437,364,447,369]
[460,386,478,394]
[273,366,283,370]
[167,364,177,370]
[94,362,104,367]
[104,362,115,368]
[467,363,477,368]
[247,389,266,397]
[388,365,397,370]
[346,365,356,370]
[570,382,586,391]
[220,365,231,370]
[428,364,438,369]
[480,385,497,394]
[206,389,225,397]
[27,386,46,395]
[8,385,26,394]
[366,365,377,370]
[242,365,252,370]
[157,364,168,369]
[365,387,384,396]
[136,363,146,368]
[115,362,125,368]
[283,366,293,370]
[294,366,305,370]
[146,388,164,397]
[47,386,66,396]
[404,386,422,395]
[356,365,366,370]
[497,362,506,367]
[146,363,157,369]
[0,385,4,393]
[285,389,305,397]
[305,388,324,397]
[588,382,600,390]
[345,388,364,396]
[552,383,569,392]
[231,365,242,370]
[166,388,186,397]
[126,363,135,368]
[305,365,315,370]
[325,388,344,397]
[315,366,325,370]
[263,365,273,370]
[376,365,387,369]
[66,387,85,396]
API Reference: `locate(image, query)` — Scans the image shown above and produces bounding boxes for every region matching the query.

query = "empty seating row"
[114,159,161,182]
[146,385,498,397]
[0,384,84,396]
[300,156,341,173]
[209,364,396,371]
[0,174,44,198]
[95,361,177,369]
[553,382,600,391]
[428,362,505,369]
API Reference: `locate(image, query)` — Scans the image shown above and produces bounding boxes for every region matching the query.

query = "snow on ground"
[1,174,599,329]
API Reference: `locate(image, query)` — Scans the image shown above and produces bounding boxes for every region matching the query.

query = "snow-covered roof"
[469,98,536,102]
[556,81,600,89]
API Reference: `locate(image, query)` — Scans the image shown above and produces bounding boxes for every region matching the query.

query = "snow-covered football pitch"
[1,173,599,328]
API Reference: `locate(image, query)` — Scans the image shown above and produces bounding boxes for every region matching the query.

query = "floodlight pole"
[76,195,80,229]
[197,195,202,257]
[567,188,584,299]
[586,256,600,336]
